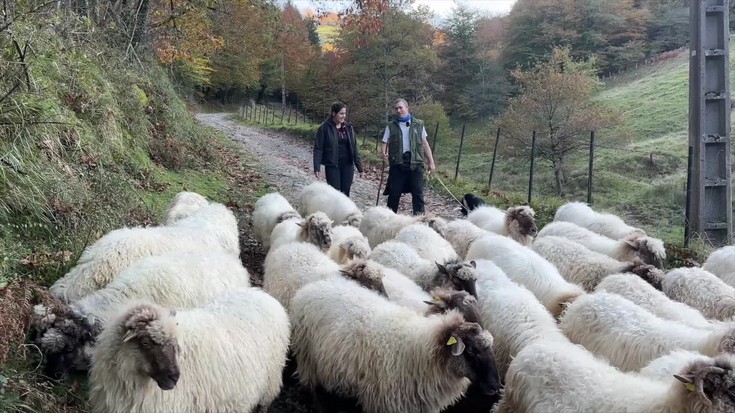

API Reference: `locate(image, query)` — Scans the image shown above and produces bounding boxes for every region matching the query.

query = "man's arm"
[422,138,436,173]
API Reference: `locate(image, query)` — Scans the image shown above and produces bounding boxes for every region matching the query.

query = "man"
[381,98,436,215]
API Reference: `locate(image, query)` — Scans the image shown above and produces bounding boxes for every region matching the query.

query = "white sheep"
[358,206,448,248]
[296,181,363,227]
[559,292,735,371]
[538,221,665,268]
[472,259,570,380]
[263,243,385,310]
[495,339,735,413]
[326,225,371,264]
[371,240,477,297]
[252,192,301,251]
[531,235,664,292]
[290,277,501,413]
[160,191,209,225]
[638,350,712,381]
[466,205,537,246]
[34,251,251,378]
[268,211,333,253]
[382,266,432,314]
[465,233,585,318]
[663,267,735,321]
[595,273,722,330]
[88,287,290,413]
[49,203,239,303]
[554,201,648,239]
[444,219,488,259]
[395,223,459,264]
[703,245,735,287]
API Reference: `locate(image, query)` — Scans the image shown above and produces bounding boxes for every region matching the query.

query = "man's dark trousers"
[386,158,424,215]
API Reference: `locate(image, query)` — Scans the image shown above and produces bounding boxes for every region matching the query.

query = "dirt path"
[195,112,464,413]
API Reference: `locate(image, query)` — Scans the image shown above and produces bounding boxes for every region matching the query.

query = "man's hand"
[427,161,436,174]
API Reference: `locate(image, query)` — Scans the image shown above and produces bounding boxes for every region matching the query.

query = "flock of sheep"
[27,182,735,413]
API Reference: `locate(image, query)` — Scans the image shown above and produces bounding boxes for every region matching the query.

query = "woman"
[313,102,363,197]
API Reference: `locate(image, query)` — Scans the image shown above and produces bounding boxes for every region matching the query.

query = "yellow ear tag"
[684,383,696,393]
[122,330,135,342]
[434,296,442,301]
[446,336,458,346]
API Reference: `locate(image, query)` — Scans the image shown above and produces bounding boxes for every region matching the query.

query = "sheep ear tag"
[673,374,696,393]
[122,329,137,343]
[447,336,465,356]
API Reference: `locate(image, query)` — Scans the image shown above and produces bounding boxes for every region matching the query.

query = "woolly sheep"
[49,203,239,303]
[268,211,333,253]
[495,339,735,413]
[359,206,448,248]
[395,223,459,264]
[371,240,477,296]
[703,245,735,288]
[638,350,712,381]
[595,273,721,330]
[554,201,648,239]
[466,205,537,246]
[252,192,301,251]
[559,292,735,371]
[444,219,488,259]
[532,235,664,292]
[88,287,290,413]
[538,221,665,269]
[263,243,385,310]
[290,277,501,413]
[326,225,371,264]
[34,252,250,378]
[663,267,735,321]
[297,181,363,227]
[466,233,585,317]
[160,191,209,225]
[473,259,570,380]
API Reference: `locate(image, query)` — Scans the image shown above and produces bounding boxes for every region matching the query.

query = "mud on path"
[195,112,464,413]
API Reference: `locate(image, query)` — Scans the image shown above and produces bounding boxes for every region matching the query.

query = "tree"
[497,47,625,196]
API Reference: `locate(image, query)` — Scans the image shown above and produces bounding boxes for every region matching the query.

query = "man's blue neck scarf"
[396,113,411,123]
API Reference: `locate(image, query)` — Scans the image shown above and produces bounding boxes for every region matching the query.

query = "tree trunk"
[281,53,286,107]
[553,159,565,196]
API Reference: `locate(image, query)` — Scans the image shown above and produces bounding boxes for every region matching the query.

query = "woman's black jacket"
[313,119,363,173]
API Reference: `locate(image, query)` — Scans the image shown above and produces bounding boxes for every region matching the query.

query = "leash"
[430,173,465,210]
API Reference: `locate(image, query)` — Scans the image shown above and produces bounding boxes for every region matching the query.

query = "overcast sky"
[289,0,517,17]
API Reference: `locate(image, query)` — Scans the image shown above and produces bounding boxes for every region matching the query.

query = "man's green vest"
[387,117,424,166]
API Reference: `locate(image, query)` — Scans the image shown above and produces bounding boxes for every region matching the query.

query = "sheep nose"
[169,372,180,383]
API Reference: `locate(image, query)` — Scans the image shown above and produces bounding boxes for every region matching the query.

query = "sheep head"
[334,237,371,264]
[276,210,301,224]
[113,303,180,391]
[436,260,478,297]
[161,191,209,225]
[300,212,333,251]
[623,234,666,269]
[460,193,486,216]
[438,316,501,398]
[505,206,537,246]
[339,259,386,296]
[424,288,481,325]
[342,211,362,228]
[36,308,103,379]
[417,215,448,238]
[624,260,664,290]
[551,290,586,319]
[673,354,735,410]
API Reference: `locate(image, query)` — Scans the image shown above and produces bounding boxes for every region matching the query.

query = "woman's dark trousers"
[325,163,355,197]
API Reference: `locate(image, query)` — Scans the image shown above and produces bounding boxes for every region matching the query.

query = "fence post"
[272,107,276,124]
[528,131,536,204]
[488,127,501,189]
[288,104,292,124]
[281,105,285,124]
[684,145,693,247]
[454,124,466,181]
[295,102,299,125]
[431,121,439,154]
[587,131,595,205]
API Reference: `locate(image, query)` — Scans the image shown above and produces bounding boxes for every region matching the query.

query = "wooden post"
[528,131,536,204]
[431,121,439,153]
[454,124,466,181]
[488,128,500,189]
[587,131,595,205]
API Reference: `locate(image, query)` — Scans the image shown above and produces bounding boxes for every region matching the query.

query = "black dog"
[460,193,487,216]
